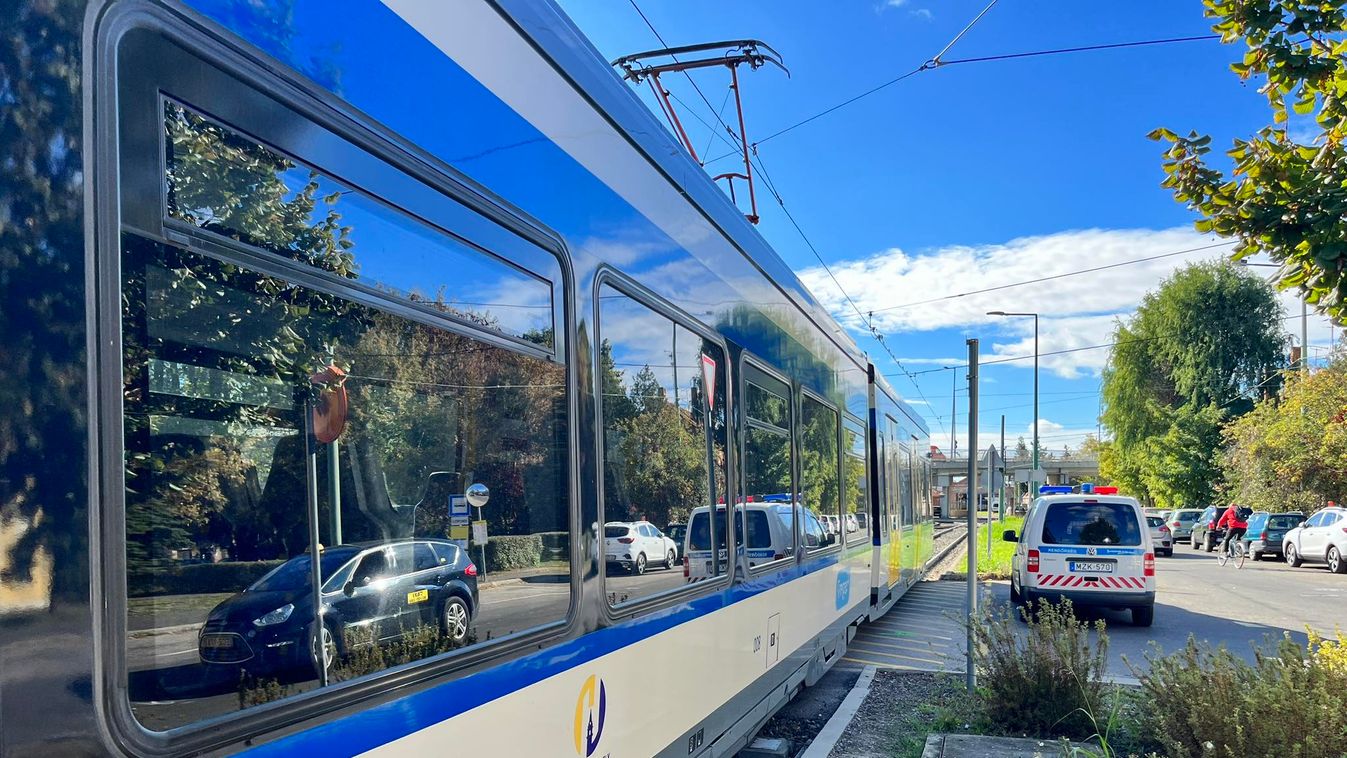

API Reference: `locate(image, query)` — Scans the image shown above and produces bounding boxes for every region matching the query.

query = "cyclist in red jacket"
[1217,503,1250,557]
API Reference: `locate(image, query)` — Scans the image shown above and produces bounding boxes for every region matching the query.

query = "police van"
[1003,486,1156,627]
[685,499,826,581]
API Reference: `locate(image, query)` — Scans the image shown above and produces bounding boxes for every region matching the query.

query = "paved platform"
[921,734,1084,757]
[839,580,967,671]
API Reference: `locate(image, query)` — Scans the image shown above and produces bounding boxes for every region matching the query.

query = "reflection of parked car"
[1242,511,1302,561]
[664,523,686,561]
[1166,508,1203,543]
[1146,515,1173,557]
[1190,505,1224,552]
[845,513,859,533]
[200,539,478,676]
[604,521,678,575]
[1284,507,1347,573]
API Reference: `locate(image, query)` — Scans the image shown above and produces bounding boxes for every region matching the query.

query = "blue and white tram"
[0,0,933,755]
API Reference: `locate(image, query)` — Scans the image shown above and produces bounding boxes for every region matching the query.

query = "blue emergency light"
[1039,485,1073,495]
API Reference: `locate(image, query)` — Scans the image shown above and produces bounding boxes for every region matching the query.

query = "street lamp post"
[987,311,1039,492]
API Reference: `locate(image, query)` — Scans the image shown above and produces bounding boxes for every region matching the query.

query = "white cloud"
[800,226,1235,378]
[882,0,907,7]
[910,8,933,19]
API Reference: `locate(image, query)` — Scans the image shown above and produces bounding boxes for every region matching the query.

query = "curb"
[800,664,876,758]
[128,622,202,639]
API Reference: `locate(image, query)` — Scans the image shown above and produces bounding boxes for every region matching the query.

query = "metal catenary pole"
[1000,415,1006,527]
[965,338,979,693]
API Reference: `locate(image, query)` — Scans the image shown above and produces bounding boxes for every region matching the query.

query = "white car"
[1283,506,1347,573]
[1146,515,1173,557]
[1004,488,1156,626]
[604,521,678,575]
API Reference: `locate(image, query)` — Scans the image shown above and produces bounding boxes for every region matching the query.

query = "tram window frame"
[740,357,796,573]
[592,271,733,618]
[843,415,870,546]
[93,13,579,753]
[799,388,843,555]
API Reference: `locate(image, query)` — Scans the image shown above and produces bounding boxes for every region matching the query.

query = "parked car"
[1241,511,1303,561]
[1146,515,1173,557]
[1284,507,1347,573]
[199,539,478,676]
[844,513,859,533]
[1166,508,1204,543]
[664,523,686,561]
[1190,505,1225,552]
[818,514,839,536]
[1004,491,1156,626]
[604,521,678,574]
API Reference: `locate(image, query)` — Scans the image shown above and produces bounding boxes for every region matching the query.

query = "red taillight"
[682,556,689,578]
[617,536,635,544]
[1144,553,1155,577]
[464,563,478,577]
[1261,531,1269,541]
[1027,549,1040,573]
[1159,525,1170,533]
[1171,521,1181,528]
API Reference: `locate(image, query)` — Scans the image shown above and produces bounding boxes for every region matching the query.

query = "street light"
[1239,260,1308,371]
[987,311,1039,492]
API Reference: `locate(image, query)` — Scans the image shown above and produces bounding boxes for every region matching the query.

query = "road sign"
[450,494,469,518]
[701,354,717,411]
[472,520,488,545]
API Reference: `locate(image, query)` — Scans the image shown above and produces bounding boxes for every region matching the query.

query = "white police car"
[1003,486,1156,627]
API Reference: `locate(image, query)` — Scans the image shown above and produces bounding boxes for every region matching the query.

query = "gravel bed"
[828,670,967,758]
[927,529,970,579]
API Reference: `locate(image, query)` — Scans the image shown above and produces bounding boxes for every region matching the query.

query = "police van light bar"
[1092,486,1119,495]
[1039,485,1073,494]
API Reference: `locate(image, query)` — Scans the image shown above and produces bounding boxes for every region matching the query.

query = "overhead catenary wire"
[703,33,1222,164]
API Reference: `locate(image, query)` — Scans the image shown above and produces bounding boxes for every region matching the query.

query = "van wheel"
[1131,606,1154,627]
[1286,542,1303,568]
[1329,546,1347,574]
[1009,580,1022,607]
[441,596,470,644]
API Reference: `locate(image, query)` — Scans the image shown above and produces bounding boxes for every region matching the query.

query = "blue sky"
[558,0,1339,455]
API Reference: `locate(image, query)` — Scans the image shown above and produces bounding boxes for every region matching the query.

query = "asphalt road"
[127,563,686,730]
[987,540,1346,676]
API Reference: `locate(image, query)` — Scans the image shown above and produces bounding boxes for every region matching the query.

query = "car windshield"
[604,526,631,538]
[1268,514,1302,529]
[1146,516,1165,528]
[1041,502,1143,546]
[1174,511,1199,522]
[249,549,359,593]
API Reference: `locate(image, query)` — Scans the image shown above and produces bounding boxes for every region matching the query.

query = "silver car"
[1166,508,1204,543]
[1146,515,1174,557]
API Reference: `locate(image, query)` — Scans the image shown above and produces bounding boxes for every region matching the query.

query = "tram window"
[162,101,554,346]
[800,395,841,550]
[844,421,869,541]
[120,229,569,730]
[598,286,728,603]
[744,376,793,563]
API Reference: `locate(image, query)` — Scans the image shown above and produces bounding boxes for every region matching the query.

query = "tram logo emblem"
[573,674,608,757]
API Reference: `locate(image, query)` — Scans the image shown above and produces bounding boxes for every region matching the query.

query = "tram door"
[885,416,903,589]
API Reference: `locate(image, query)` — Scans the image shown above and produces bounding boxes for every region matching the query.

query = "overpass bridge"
[928,451,1101,516]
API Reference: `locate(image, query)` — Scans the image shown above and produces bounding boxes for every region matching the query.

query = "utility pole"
[950,368,957,458]
[965,338,979,693]
[1000,414,1006,527]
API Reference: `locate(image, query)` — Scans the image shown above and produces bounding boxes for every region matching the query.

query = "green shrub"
[1137,633,1347,757]
[484,534,542,572]
[967,598,1109,740]
[128,560,284,597]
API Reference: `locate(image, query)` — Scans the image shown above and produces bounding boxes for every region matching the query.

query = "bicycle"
[1216,536,1248,569]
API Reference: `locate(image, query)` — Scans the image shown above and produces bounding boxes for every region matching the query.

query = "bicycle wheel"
[1216,545,1229,567]
[1236,542,1248,569]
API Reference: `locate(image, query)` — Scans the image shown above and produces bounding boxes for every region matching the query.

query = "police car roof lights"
[1039,485,1073,495]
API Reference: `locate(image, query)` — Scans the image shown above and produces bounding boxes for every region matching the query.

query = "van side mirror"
[1300,521,1308,529]
[1002,529,1018,543]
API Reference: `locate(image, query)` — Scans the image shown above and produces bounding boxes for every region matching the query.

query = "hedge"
[484,534,543,573]
[128,560,284,598]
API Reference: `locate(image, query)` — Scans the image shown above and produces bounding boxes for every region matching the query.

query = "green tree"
[1101,262,1285,504]
[1013,436,1031,463]
[1223,358,1347,511]
[613,404,707,527]
[1151,1,1347,320]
